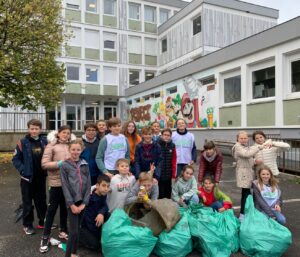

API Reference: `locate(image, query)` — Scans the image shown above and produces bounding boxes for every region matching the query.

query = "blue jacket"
[12,134,47,182]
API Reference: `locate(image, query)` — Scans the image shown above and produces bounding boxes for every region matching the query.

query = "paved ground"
[0,156,299,257]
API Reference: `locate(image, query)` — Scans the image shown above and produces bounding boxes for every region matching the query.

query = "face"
[58,129,71,142]
[85,127,97,140]
[117,162,130,175]
[96,181,110,195]
[182,168,193,181]
[255,134,266,145]
[177,119,186,131]
[69,143,82,161]
[127,122,135,135]
[260,169,271,184]
[161,132,171,142]
[28,125,41,138]
[110,123,122,135]
[97,122,107,133]
[142,133,152,144]
[140,180,153,192]
[203,179,214,192]
[238,133,248,145]
[205,148,215,157]
[151,123,160,134]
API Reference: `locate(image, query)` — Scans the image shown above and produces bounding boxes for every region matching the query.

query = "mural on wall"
[129,104,152,127]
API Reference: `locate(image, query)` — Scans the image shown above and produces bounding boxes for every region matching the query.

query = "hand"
[70,204,80,214]
[149,163,155,175]
[138,191,145,200]
[95,214,104,227]
[218,207,226,212]
[255,159,264,165]
[202,195,207,203]
[105,172,114,179]
[178,198,185,206]
[78,204,85,212]
[153,178,158,184]
[189,160,194,165]
[274,205,281,212]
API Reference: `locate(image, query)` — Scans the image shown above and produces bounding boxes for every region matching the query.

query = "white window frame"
[129,69,140,86]
[285,52,300,99]
[161,38,167,53]
[66,0,80,10]
[144,38,157,56]
[144,5,156,24]
[85,66,99,83]
[159,8,169,25]
[220,69,241,107]
[128,36,142,54]
[128,2,141,21]
[68,27,81,47]
[84,29,100,49]
[103,66,118,85]
[66,63,81,81]
[86,0,98,13]
[103,32,117,51]
[103,0,116,16]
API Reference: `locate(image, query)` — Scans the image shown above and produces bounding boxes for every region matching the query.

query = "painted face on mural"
[182,100,195,123]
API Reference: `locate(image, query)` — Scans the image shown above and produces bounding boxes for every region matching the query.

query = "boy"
[158,128,176,199]
[12,119,47,235]
[79,175,110,250]
[107,158,136,212]
[151,121,161,142]
[81,123,101,185]
[198,141,223,184]
[96,117,130,178]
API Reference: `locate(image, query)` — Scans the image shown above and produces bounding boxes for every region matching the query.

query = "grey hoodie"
[171,176,198,202]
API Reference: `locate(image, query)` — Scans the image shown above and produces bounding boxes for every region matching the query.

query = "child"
[80,175,110,250]
[96,120,108,140]
[151,121,161,142]
[198,141,223,184]
[253,130,290,176]
[232,131,264,220]
[40,125,76,253]
[134,126,162,179]
[172,118,197,177]
[107,158,136,212]
[96,117,130,178]
[158,128,176,199]
[12,119,47,235]
[125,172,159,206]
[252,165,286,225]
[81,123,101,185]
[198,176,232,212]
[122,120,142,175]
[171,165,199,206]
[60,139,91,257]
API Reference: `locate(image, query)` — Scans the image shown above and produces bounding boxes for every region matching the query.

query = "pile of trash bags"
[101,197,292,257]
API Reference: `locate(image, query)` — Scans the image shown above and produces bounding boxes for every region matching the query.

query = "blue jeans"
[185,194,199,205]
[272,210,286,225]
[210,201,223,212]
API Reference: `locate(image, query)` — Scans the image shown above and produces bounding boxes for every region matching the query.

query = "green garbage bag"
[101,209,157,257]
[153,213,193,257]
[240,196,292,257]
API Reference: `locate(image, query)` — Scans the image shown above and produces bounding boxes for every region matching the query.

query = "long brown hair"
[122,120,139,145]
[257,165,278,192]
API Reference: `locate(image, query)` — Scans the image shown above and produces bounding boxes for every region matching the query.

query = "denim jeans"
[210,201,223,211]
[272,210,286,225]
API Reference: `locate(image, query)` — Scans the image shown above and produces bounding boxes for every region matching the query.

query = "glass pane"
[47,110,56,120]
[129,70,139,85]
[57,106,61,120]
[129,3,140,20]
[252,66,275,99]
[224,75,241,103]
[145,71,155,81]
[77,106,81,120]
[162,39,167,53]
[86,107,95,121]
[160,9,169,24]
[67,66,79,80]
[292,60,300,92]
[104,40,115,49]
[67,120,76,130]
[96,107,100,120]
[113,107,117,117]
[193,16,201,35]
[145,6,156,23]
[104,0,115,15]
[86,67,98,82]
[104,107,112,120]
[66,106,76,120]
[86,0,97,12]
[77,121,81,131]
[49,121,56,130]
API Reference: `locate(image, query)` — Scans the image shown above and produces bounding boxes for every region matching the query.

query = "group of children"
[12,118,289,257]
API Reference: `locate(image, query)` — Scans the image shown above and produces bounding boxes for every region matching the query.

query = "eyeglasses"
[86,129,96,132]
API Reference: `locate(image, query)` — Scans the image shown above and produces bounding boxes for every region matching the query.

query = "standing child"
[81,123,101,185]
[172,118,197,177]
[60,139,91,257]
[158,128,176,199]
[198,176,232,212]
[232,131,263,220]
[252,165,286,225]
[151,121,161,143]
[107,158,136,212]
[198,141,223,184]
[134,126,162,179]
[171,165,199,207]
[96,117,130,178]
[96,120,108,141]
[12,119,47,235]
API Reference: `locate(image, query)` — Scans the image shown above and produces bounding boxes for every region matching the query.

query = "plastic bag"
[240,195,292,257]
[101,209,157,257]
[153,213,193,257]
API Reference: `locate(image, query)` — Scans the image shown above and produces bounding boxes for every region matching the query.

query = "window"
[84,30,99,49]
[66,106,81,130]
[129,70,140,86]
[103,32,117,50]
[167,86,177,94]
[144,6,156,23]
[224,75,241,103]
[252,66,275,99]
[199,75,215,86]
[144,38,157,56]
[104,106,117,120]
[153,91,160,98]
[103,67,117,85]
[86,0,97,12]
[129,3,140,20]
[145,71,155,81]
[291,59,300,92]
[66,0,80,9]
[134,98,140,103]
[104,0,116,15]
[66,64,80,81]
[193,16,201,35]
[159,9,169,25]
[127,100,132,105]
[68,27,81,46]
[128,36,142,54]
[161,38,167,53]
[86,66,98,82]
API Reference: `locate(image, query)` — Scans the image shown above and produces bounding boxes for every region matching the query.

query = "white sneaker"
[50,237,61,246]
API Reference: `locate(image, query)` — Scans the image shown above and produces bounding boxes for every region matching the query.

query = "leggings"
[240,188,251,214]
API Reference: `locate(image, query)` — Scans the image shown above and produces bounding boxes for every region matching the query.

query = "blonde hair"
[115,158,130,168]
[138,172,153,183]
[69,138,84,149]
[236,130,248,142]
[257,165,278,192]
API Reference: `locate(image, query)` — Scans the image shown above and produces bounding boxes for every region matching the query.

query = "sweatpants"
[240,188,251,214]
[158,179,172,199]
[43,187,68,237]
[20,177,47,227]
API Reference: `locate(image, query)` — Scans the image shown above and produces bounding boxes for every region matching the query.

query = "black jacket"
[158,138,177,181]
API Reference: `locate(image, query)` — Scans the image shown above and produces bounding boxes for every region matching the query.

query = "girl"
[40,125,76,253]
[122,121,142,175]
[96,120,107,140]
[232,131,263,220]
[253,130,290,176]
[151,121,161,142]
[252,165,286,225]
[60,139,91,257]
[172,118,197,177]
[171,165,199,207]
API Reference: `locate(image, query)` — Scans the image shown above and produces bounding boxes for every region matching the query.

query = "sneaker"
[23,226,35,235]
[36,225,44,229]
[51,223,58,230]
[39,237,49,253]
[58,231,68,240]
[238,213,245,222]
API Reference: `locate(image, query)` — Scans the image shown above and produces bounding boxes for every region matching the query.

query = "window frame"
[193,15,201,35]
[159,8,170,25]
[285,52,300,98]
[161,38,167,53]
[144,5,156,24]
[103,0,116,16]
[86,0,98,13]
[85,66,99,83]
[103,32,117,51]
[129,70,140,86]
[128,2,141,21]
[66,63,80,81]
[66,0,80,10]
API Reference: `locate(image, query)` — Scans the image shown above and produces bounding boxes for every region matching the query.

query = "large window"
[145,71,155,81]
[144,6,156,23]
[86,0,97,12]
[145,38,157,56]
[84,30,99,49]
[128,36,142,54]
[129,70,140,86]
[161,38,167,53]
[291,59,300,92]
[86,66,98,82]
[159,8,169,25]
[66,106,81,130]
[129,3,140,20]
[104,0,116,15]
[103,32,117,50]
[66,64,80,81]
[66,0,80,9]
[193,16,201,35]
[103,67,117,85]
[68,27,81,47]
[252,66,275,99]
[224,75,241,103]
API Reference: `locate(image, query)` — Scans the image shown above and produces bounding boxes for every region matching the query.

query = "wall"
[0,133,27,151]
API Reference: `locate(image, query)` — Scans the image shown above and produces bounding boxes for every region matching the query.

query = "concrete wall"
[0,132,27,152]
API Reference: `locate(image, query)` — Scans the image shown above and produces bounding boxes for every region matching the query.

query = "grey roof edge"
[158,0,278,35]
[143,0,188,9]
[126,16,300,97]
